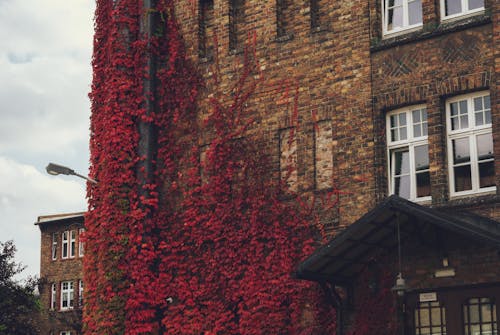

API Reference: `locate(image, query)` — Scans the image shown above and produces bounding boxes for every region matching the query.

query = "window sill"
[382,24,423,40]
[275,33,294,43]
[371,13,491,52]
[448,188,497,202]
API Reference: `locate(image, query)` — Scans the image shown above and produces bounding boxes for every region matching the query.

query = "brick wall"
[38,217,84,335]
[175,0,376,230]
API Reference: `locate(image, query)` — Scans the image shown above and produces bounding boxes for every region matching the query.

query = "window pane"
[395,150,410,174]
[391,129,398,142]
[460,114,469,129]
[408,0,423,25]
[455,165,472,192]
[479,161,495,188]
[395,176,411,199]
[484,95,490,109]
[414,124,422,137]
[445,0,462,15]
[400,127,407,140]
[420,307,430,326]
[477,133,493,161]
[416,172,431,197]
[482,303,493,323]
[413,109,421,122]
[450,102,458,116]
[470,304,480,323]
[468,0,484,10]
[399,112,407,126]
[415,145,429,171]
[391,114,397,128]
[475,111,484,126]
[453,138,470,164]
[388,6,404,30]
[474,97,483,111]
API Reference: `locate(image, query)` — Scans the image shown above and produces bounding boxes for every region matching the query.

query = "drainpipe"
[137,0,157,198]
[138,0,162,333]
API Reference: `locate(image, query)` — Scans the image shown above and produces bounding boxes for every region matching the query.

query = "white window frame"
[50,283,57,310]
[78,280,83,307]
[69,230,76,258]
[387,105,431,202]
[60,281,74,310]
[382,0,423,36]
[51,232,57,260]
[60,331,72,335]
[440,0,484,21]
[446,91,495,197]
[78,228,85,257]
[62,231,69,259]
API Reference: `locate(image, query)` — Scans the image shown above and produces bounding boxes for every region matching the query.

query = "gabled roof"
[35,212,85,225]
[295,195,500,284]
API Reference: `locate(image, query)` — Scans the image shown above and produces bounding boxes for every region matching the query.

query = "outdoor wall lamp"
[46,162,98,184]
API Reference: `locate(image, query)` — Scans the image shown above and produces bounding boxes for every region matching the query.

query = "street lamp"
[46,162,97,184]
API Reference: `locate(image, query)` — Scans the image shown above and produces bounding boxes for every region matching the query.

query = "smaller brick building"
[36,213,85,335]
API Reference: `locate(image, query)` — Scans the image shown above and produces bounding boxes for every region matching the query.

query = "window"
[446,92,495,196]
[62,231,69,259]
[52,232,57,260]
[414,301,447,335]
[276,0,293,38]
[310,0,320,29]
[198,0,214,59]
[60,281,74,310]
[314,120,333,190]
[387,106,430,201]
[229,0,245,51]
[51,283,57,310]
[78,228,85,257]
[69,230,76,258]
[78,280,84,307]
[382,0,423,35]
[463,298,497,335]
[441,0,484,20]
[279,128,298,192]
[60,331,72,335]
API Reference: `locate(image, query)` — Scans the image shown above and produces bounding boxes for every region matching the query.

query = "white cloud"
[0,157,86,279]
[0,0,94,280]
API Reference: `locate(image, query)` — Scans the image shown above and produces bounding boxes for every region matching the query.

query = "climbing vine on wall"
[85,1,394,334]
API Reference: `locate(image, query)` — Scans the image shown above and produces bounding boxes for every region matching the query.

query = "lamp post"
[45,162,97,184]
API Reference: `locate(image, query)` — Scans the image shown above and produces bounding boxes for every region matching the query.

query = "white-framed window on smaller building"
[69,230,76,258]
[61,231,69,259]
[441,0,484,21]
[382,0,423,35]
[52,232,57,260]
[446,92,495,196]
[50,283,57,310]
[60,331,72,335]
[60,281,74,310]
[78,228,85,257]
[387,105,431,201]
[78,280,84,307]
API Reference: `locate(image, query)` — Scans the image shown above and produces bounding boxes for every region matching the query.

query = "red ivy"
[84,1,390,335]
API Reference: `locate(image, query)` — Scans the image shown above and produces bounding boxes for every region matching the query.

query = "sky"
[0,0,95,281]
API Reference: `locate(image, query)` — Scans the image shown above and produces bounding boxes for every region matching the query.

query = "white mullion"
[409,144,416,200]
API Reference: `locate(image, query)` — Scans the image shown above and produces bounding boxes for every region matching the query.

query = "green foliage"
[0,240,40,335]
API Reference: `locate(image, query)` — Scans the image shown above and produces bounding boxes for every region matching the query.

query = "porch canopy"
[295,195,500,285]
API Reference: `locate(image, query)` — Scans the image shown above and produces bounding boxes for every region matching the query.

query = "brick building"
[36,213,85,335]
[170,0,500,333]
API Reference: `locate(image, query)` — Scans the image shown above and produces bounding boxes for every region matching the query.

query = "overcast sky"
[0,0,95,281]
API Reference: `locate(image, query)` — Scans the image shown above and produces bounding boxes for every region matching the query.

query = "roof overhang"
[295,195,500,284]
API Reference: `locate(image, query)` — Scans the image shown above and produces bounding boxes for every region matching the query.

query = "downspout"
[138,0,158,198]
[138,0,162,333]
[320,281,344,335]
